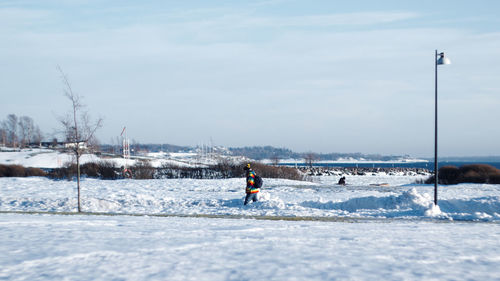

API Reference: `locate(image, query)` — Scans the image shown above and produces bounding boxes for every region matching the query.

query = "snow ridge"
[1,177,499,222]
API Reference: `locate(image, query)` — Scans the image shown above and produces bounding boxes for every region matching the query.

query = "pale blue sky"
[1,0,500,157]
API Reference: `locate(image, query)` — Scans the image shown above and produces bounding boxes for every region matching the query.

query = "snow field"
[1,175,500,221]
[0,148,193,168]
[1,214,500,280]
[1,174,500,280]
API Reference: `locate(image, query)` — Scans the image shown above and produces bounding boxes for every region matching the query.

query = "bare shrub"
[81,162,99,178]
[459,164,500,184]
[0,165,7,177]
[156,161,305,181]
[238,162,304,181]
[438,165,460,184]
[158,163,183,178]
[157,162,222,179]
[426,164,500,185]
[461,170,482,183]
[24,167,47,177]
[214,157,236,178]
[44,161,304,181]
[47,163,77,180]
[489,174,500,184]
[48,161,119,180]
[459,164,498,175]
[98,161,119,180]
[9,165,29,177]
[132,161,155,179]
[0,164,46,177]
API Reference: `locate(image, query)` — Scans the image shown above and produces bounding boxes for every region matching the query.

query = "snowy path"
[1,213,500,281]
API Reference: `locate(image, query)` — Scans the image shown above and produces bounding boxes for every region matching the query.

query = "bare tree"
[304,152,317,168]
[51,138,59,147]
[25,116,35,145]
[57,66,103,212]
[131,139,138,156]
[34,126,43,146]
[271,155,280,166]
[0,121,6,147]
[18,116,35,147]
[6,114,18,148]
[18,117,27,147]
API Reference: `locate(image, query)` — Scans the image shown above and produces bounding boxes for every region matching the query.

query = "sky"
[1,0,500,157]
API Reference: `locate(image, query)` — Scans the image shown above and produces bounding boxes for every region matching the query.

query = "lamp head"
[437,52,451,65]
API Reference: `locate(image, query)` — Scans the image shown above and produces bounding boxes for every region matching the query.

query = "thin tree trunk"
[77,153,81,212]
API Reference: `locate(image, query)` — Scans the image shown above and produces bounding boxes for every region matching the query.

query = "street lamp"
[434,50,451,206]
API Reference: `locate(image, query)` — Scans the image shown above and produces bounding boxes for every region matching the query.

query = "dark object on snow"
[338,176,346,185]
[254,175,263,189]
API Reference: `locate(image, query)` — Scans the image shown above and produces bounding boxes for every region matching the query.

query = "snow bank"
[0,148,100,168]
[1,175,500,281]
[2,214,500,281]
[1,176,499,222]
[0,148,199,168]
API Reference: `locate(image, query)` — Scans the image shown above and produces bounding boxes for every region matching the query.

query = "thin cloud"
[239,11,420,28]
[160,11,420,33]
[0,7,53,28]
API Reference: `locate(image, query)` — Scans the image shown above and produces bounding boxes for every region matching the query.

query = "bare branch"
[56,66,104,212]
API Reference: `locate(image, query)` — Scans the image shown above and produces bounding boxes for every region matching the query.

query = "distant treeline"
[228,146,409,162]
[439,156,500,162]
[98,143,410,162]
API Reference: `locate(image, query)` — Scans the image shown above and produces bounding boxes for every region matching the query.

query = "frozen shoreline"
[301,166,431,177]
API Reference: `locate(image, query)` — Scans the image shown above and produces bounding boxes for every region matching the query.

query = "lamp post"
[434,50,451,206]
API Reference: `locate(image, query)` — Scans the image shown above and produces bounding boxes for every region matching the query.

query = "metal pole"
[434,50,439,206]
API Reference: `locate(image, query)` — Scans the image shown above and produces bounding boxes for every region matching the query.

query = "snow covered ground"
[0,147,428,170]
[2,213,500,281]
[1,175,499,221]
[0,148,100,168]
[1,174,500,280]
[0,148,209,168]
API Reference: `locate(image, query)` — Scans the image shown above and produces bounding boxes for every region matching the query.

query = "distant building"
[64,141,88,150]
[27,141,88,150]
[29,141,65,148]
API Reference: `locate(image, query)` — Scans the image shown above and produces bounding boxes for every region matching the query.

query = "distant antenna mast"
[121,127,131,178]
[210,137,214,159]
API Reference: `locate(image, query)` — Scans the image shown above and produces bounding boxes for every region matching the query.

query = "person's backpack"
[254,175,263,189]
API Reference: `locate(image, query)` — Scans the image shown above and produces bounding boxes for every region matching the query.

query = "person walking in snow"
[244,163,259,205]
[338,176,346,185]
